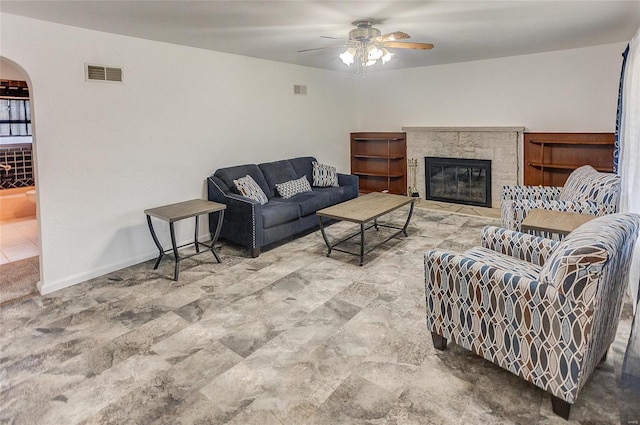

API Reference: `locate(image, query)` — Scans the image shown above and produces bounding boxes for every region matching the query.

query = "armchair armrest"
[501,185,562,202]
[481,226,558,266]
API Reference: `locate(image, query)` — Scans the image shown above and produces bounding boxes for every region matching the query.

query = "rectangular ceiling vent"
[293,84,307,95]
[85,64,123,83]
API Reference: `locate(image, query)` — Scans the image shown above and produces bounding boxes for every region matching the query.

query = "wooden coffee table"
[316,192,416,265]
[521,209,596,237]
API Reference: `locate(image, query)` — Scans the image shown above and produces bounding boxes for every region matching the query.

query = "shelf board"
[528,162,614,172]
[529,140,614,146]
[353,155,405,160]
[352,138,404,141]
[353,172,405,178]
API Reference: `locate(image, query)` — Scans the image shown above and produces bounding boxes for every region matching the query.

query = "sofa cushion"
[312,161,339,187]
[559,165,621,204]
[261,201,300,229]
[276,176,313,199]
[259,160,299,198]
[233,175,268,205]
[215,164,270,198]
[289,157,316,184]
[312,186,352,204]
[277,191,333,217]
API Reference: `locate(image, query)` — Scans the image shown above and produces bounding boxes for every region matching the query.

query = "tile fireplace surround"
[403,127,524,209]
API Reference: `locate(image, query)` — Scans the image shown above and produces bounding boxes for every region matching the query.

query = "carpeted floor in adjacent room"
[0,256,39,306]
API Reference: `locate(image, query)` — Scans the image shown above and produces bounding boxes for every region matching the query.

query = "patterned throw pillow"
[312,161,339,187]
[275,176,312,199]
[233,175,268,205]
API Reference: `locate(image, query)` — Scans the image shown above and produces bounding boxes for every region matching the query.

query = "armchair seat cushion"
[464,246,542,280]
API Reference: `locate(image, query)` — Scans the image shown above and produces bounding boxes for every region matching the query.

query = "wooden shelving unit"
[350,132,407,195]
[524,133,615,186]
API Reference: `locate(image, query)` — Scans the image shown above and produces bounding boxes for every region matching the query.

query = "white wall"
[355,43,627,132]
[0,57,27,80]
[0,12,629,294]
[0,13,357,293]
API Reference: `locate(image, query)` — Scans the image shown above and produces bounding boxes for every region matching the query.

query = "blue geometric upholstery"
[424,213,640,419]
[501,165,620,231]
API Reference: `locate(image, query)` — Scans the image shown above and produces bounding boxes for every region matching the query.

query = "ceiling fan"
[299,20,434,70]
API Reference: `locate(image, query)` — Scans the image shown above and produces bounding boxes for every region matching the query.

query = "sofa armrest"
[337,173,359,198]
[207,176,264,250]
[480,226,558,266]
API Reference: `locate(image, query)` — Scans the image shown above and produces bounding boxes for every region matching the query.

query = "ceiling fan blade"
[320,36,347,40]
[373,31,410,42]
[384,41,434,50]
[297,46,335,52]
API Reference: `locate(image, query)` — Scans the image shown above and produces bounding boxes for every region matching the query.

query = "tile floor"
[1,207,638,424]
[0,217,39,264]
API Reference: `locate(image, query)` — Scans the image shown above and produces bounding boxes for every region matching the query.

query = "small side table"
[144,199,226,280]
[521,209,596,238]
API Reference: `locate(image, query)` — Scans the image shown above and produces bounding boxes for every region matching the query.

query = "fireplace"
[424,157,492,208]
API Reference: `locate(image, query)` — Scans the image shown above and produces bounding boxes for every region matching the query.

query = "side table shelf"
[144,199,226,280]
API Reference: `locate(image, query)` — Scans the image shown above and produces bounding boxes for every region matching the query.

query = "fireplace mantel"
[403,126,525,133]
[402,126,525,209]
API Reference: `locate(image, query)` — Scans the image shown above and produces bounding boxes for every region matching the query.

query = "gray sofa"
[207,156,358,257]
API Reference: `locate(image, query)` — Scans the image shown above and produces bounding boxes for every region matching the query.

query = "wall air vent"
[293,84,307,95]
[85,64,123,83]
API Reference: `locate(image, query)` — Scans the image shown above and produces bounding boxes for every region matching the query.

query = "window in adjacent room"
[0,98,31,137]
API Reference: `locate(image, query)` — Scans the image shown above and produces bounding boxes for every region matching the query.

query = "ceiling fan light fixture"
[381,48,394,64]
[339,48,356,66]
[367,45,383,61]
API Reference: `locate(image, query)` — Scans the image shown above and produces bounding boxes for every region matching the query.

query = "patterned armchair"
[424,213,640,419]
[501,165,620,231]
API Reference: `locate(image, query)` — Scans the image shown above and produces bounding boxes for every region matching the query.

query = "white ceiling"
[2,1,640,73]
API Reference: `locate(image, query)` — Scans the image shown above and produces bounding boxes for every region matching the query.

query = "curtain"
[618,27,640,311]
[614,45,629,174]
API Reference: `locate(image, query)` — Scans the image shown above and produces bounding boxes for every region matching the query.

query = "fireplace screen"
[424,157,491,208]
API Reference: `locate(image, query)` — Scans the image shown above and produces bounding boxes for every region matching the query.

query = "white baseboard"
[38,235,215,295]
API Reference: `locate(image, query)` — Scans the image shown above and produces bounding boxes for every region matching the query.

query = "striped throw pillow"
[233,175,268,205]
[312,161,339,187]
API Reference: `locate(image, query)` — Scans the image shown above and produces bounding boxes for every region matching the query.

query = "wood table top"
[316,192,415,223]
[521,209,596,235]
[144,199,226,222]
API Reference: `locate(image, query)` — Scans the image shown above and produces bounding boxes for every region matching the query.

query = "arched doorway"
[0,56,41,304]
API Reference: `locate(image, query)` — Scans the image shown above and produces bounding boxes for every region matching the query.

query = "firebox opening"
[424,157,491,208]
